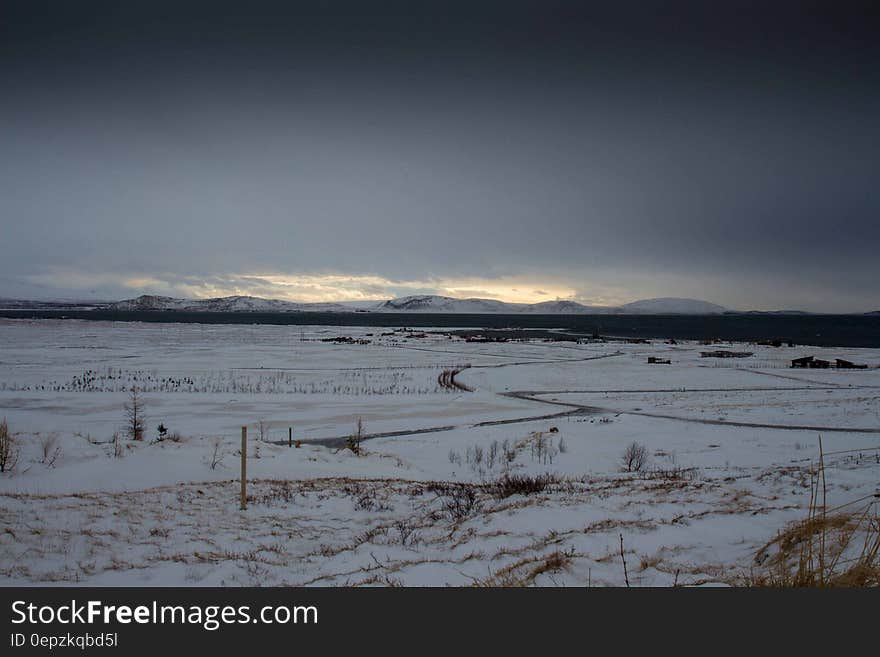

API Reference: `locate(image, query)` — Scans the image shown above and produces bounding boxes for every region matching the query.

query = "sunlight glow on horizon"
[23,268,631,306]
[181,272,597,305]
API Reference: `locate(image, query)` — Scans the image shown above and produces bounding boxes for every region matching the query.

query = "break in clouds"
[1,2,878,312]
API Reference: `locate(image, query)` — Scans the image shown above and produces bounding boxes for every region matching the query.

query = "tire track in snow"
[503,391,880,434]
[293,407,587,449]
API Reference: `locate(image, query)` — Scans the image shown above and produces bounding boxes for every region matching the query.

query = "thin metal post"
[240,426,247,510]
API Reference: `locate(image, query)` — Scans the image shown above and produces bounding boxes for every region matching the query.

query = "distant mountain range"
[375,295,727,314]
[1,294,876,315]
[0,297,107,310]
[0,293,722,314]
[104,295,352,313]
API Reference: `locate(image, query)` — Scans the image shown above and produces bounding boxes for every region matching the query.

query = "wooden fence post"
[288,426,292,448]
[240,426,247,510]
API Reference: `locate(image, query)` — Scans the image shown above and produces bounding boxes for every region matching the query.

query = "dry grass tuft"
[0,418,19,473]
[744,507,879,587]
[473,549,574,587]
[739,437,880,587]
[487,473,561,499]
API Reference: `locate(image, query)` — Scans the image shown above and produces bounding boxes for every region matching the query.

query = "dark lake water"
[2,310,879,348]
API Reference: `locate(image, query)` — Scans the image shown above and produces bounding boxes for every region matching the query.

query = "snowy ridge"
[13,293,731,314]
[106,295,350,313]
[376,295,529,313]
[375,295,726,314]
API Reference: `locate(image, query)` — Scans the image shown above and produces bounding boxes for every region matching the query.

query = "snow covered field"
[1,319,878,586]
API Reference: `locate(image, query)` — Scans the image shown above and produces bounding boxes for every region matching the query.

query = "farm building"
[700,350,753,358]
[791,356,831,369]
[835,358,868,369]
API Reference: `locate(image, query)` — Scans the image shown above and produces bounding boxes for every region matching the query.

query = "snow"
[376,295,525,313]
[369,295,727,314]
[0,318,877,586]
[106,294,351,313]
[95,293,731,314]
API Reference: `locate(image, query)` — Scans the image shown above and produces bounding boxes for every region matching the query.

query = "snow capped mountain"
[377,295,726,314]
[616,298,727,314]
[106,295,350,312]
[107,295,191,311]
[376,295,527,313]
[182,295,350,312]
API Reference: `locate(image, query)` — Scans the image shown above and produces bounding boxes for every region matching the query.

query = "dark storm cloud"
[1,1,878,311]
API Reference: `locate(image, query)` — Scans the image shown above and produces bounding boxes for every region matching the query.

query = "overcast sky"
[1,1,878,311]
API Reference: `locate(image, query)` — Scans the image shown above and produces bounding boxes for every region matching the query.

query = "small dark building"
[835,358,868,369]
[647,356,671,364]
[701,350,753,358]
[792,356,831,368]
